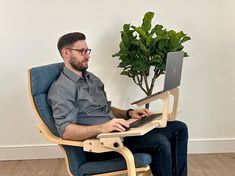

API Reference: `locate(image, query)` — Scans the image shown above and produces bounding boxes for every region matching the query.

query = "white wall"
[1,0,235,160]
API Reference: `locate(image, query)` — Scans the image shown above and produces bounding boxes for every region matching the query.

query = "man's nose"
[84,54,90,59]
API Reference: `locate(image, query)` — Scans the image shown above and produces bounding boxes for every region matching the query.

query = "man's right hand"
[100,118,129,133]
[63,118,129,141]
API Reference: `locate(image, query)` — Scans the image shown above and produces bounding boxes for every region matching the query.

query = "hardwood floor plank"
[0,153,235,176]
[31,159,67,176]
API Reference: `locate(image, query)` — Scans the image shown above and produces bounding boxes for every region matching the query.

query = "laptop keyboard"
[129,113,162,128]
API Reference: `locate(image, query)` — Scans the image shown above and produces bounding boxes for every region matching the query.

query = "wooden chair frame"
[28,68,179,176]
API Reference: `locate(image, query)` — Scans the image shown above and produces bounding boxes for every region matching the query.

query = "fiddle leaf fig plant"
[112,11,191,109]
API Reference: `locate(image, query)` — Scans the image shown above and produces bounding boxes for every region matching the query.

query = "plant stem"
[133,76,148,95]
[142,71,150,92]
[133,69,163,109]
[149,68,161,94]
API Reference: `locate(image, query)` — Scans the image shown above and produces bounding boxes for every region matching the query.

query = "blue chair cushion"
[30,63,64,136]
[62,145,87,176]
[78,153,152,176]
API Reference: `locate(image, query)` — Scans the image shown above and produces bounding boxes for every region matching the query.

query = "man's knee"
[178,121,188,137]
[172,121,187,129]
[170,121,188,137]
[156,136,172,156]
[172,121,188,143]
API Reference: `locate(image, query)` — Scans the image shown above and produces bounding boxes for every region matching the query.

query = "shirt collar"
[63,66,90,82]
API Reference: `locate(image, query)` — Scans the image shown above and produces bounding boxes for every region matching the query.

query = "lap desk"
[97,113,163,138]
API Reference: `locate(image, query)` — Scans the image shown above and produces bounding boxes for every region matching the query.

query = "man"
[48,32,188,176]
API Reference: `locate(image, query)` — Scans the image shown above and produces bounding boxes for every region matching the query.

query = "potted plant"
[112,11,191,109]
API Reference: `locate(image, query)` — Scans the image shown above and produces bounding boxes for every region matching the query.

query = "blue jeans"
[86,121,188,176]
[124,120,188,176]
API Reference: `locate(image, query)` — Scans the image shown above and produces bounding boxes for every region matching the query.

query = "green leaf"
[146,34,153,47]
[133,63,150,72]
[113,50,128,58]
[148,38,157,49]
[176,31,186,40]
[158,62,166,70]
[119,42,127,52]
[168,30,179,48]
[158,39,168,50]
[121,31,130,47]
[184,52,189,57]
[112,52,120,57]
[131,40,148,55]
[174,45,184,51]
[152,54,162,66]
[156,51,166,59]
[151,24,163,34]
[180,36,191,44]
[121,71,131,77]
[118,62,125,68]
[141,11,154,33]
[123,24,130,32]
[134,27,147,40]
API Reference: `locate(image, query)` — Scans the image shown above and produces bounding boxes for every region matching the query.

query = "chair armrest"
[36,123,83,147]
[37,123,125,153]
[83,137,123,153]
[37,123,138,176]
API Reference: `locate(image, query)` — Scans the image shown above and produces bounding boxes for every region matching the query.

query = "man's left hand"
[129,109,152,119]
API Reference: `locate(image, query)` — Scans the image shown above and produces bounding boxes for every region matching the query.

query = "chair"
[28,63,152,176]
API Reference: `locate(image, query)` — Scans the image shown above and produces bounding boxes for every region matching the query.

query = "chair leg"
[117,147,137,176]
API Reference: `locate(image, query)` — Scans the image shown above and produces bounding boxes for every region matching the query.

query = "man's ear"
[61,48,69,58]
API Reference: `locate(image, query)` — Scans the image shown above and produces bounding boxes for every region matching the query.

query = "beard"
[70,57,88,72]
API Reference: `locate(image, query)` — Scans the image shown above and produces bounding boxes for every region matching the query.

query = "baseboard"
[188,138,235,154]
[0,144,63,161]
[1,138,235,161]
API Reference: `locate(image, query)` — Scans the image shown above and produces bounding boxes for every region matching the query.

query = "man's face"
[65,40,90,72]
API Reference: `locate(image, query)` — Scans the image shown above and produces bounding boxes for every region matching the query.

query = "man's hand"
[100,118,129,133]
[129,109,152,119]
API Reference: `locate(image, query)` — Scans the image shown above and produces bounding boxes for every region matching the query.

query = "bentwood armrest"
[37,123,130,154]
[36,123,84,147]
[37,123,142,176]
[36,123,116,151]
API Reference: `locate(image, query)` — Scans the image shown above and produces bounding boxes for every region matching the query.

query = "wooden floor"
[0,153,234,176]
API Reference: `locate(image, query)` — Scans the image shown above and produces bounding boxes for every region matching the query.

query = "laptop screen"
[163,51,184,91]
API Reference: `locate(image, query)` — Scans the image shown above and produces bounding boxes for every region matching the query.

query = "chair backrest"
[29,63,87,176]
[30,62,64,136]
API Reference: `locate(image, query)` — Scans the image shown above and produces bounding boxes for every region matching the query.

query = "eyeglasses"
[66,48,92,56]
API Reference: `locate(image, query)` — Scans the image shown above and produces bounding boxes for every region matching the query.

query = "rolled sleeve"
[48,80,77,137]
[56,109,77,137]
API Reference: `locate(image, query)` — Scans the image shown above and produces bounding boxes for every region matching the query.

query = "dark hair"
[57,32,86,55]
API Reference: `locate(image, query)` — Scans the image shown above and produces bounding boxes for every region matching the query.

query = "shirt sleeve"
[47,83,77,137]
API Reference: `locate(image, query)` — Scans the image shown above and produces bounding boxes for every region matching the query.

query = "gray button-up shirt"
[47,67,114,137]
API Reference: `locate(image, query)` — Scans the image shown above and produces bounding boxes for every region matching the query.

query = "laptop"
[132,51,184,105]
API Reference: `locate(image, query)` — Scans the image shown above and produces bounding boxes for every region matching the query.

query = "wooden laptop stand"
[96,87,179,139]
